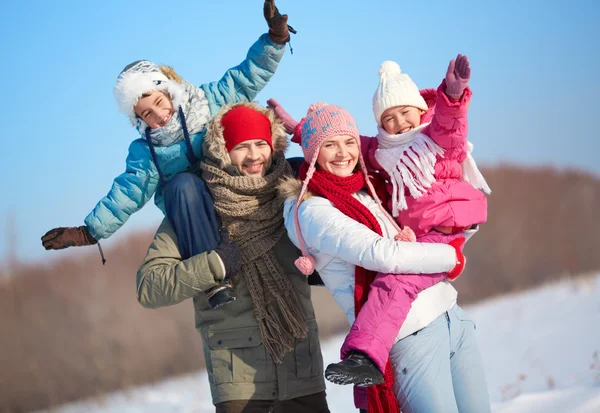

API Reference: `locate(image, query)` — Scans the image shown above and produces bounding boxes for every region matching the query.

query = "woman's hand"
[267,98,299,134]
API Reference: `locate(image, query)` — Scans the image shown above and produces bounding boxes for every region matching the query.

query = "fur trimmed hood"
[278,176,313,202]
[114,60,188,126]
[203,101,288,170]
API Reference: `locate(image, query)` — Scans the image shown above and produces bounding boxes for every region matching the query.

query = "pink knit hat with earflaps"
[293,103,406,275]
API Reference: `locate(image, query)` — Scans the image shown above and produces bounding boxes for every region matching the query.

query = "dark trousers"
[163,173,220,259]
[215,391,330,413]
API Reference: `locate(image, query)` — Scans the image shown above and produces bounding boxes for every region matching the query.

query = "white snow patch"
[35,274,600,413]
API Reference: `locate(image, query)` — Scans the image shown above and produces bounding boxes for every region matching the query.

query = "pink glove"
[267,98,299,134]
[444,54,471,100]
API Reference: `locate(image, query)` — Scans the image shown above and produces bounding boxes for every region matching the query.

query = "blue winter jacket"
[84,34,285,240]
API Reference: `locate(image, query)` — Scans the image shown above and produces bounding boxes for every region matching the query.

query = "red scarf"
[299,163,400,413]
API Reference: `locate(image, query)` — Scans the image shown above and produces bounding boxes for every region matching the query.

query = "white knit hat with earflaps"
[113,60,186,125]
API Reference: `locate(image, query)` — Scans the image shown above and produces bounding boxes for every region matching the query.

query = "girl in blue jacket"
[42,0,293,309]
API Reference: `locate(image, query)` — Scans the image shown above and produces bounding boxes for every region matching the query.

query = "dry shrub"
[0,232,205,412]
[454,165,600,302]
[1,165,599,412]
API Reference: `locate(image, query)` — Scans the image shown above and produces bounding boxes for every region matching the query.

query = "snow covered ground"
[37,274,600,413]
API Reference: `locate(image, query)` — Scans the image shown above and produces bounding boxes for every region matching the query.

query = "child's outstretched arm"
[201,0,292,111]
[83,140,160,241]
[428,54,472,149]
[42,140,160,250]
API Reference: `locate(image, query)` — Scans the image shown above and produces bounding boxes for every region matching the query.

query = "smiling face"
[228,139,273,177]
[316,135,359,177]
[133,91,174,129]
[380,105,424,135]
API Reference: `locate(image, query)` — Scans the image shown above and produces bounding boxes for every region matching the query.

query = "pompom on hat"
[372,61,428,126]
[292,103,407,274]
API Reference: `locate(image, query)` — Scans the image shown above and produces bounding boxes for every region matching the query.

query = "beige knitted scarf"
[200,152,308,363]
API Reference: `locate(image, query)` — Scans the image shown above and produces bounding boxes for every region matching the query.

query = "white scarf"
[374,123,491,217]
[135,80,210,147]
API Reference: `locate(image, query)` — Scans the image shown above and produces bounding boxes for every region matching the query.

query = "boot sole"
[325,364,384,387]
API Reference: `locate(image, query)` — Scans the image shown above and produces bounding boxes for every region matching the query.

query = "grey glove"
[214,228,242,278]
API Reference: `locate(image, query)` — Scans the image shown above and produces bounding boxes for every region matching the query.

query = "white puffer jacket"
[281,180,458,341]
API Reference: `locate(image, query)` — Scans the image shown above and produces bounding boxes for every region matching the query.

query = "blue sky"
[1,0,598,262]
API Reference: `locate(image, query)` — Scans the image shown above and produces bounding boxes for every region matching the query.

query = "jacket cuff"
[207,251,226,282]
[261,33,286,51]
[437,79,472,109]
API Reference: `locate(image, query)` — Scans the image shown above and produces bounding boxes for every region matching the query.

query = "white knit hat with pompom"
[372,61,428,126]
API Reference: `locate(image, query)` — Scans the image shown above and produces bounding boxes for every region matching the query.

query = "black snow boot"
[325,351,384,386]
[206,279,237,310]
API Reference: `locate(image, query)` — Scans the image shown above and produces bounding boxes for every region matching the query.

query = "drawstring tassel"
[97,242,106,265]
[287,24,296,55]
[295,255,315,275]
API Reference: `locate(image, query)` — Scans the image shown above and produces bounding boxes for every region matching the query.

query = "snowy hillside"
[36,274,600,413]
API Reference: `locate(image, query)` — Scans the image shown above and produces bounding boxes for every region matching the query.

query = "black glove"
[214,228,242,278]
[264,0,295,44]
[41,225,97,250]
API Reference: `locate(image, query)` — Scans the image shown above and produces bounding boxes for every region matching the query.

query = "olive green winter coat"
[136,101,326,405]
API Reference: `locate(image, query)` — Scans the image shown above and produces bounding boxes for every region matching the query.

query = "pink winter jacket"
[363,80,487,238]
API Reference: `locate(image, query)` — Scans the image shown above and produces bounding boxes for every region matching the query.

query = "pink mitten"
[445,54,471,100]
[267,98,299,134]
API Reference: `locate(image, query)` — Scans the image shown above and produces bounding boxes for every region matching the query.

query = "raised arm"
[428,54,472,149]
[83,139,160,240]
[41,139,160,251]
[201,1,293,111]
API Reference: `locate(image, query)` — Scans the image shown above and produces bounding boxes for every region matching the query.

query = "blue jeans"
[163,173,220,259]
[389,304,491,413]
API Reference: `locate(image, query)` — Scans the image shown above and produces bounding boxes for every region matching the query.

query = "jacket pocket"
[452,305,477,330]
[207,326,275,385]
[294,322,323,379]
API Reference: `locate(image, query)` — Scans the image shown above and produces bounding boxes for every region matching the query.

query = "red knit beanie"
[221,106,273,152]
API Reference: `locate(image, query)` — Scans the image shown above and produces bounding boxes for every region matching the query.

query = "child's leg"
[164,173,235,309]
[340,271,446,373]
[341,230,460,373]
[163,173,220,259]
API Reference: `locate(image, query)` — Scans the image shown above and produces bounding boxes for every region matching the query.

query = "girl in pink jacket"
[268,55,491,388]
[330,55,491,387]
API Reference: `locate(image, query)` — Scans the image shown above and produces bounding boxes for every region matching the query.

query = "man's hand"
[214,228,242,277]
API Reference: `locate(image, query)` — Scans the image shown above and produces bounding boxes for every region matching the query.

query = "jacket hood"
[203,101,288,170]
[278,176,313,202]
[114,62,187,125]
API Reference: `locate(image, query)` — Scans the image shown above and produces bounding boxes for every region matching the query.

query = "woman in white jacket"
[280,102,490,413]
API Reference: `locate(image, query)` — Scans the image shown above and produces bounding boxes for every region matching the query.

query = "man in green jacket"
[137,101,329,413]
